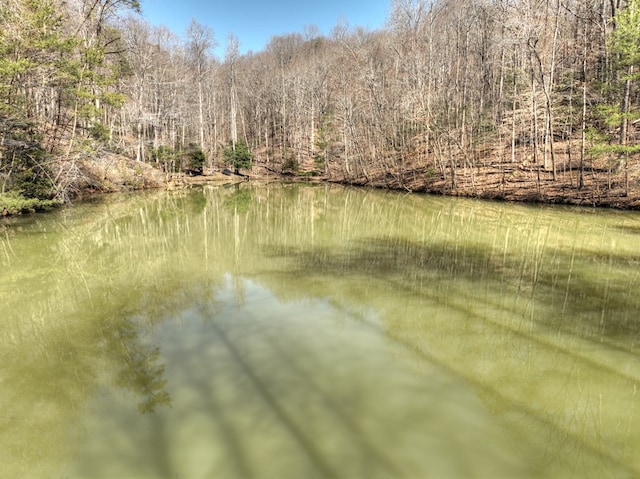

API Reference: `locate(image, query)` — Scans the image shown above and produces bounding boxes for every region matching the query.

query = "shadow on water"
[264,235,640,343]
[258,237,640,477]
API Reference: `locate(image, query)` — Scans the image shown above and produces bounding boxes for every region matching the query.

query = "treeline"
[1,0,640,209]
[0,0,145,209]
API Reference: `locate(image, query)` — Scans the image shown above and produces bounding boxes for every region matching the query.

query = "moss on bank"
[0,192,62,216]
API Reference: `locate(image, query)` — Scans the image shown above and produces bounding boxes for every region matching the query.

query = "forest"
[1,0,640,213]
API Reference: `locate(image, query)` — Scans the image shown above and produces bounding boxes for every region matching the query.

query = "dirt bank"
[319,148,640,210]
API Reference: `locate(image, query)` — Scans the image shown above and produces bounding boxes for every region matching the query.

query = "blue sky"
[139,0,390,56]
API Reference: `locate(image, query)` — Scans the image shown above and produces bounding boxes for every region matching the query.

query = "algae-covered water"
[1,183,639,478]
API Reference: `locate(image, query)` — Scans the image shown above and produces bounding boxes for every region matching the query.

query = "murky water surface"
[1,184,640,478]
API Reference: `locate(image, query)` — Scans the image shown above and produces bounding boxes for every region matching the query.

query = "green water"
[1,183,639,479]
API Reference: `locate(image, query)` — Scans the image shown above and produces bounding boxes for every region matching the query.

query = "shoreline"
[3,161,640,219]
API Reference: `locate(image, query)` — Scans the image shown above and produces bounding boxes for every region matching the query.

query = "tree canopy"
[2,0,640,209]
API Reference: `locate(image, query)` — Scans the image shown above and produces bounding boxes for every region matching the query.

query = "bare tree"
[186,19,216,161]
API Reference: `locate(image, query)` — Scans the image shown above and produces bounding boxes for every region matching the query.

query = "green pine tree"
[588,1,640,194]
[223,139,253,174]
[609,0,640,144]
[611,0,640,70]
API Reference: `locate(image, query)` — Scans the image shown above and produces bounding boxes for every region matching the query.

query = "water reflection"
[1,184,639,478]
[64,279,538,478]
[223,186,253,214]
[102,315,172,414]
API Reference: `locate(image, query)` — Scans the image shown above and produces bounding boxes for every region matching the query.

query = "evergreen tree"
[592,0,640,194]
[610,0,640,148]
[186,144,205,175]
[611,0,640,71]
[223,139,252,174]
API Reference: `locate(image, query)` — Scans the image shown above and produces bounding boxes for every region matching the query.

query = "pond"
[1,183,639,478]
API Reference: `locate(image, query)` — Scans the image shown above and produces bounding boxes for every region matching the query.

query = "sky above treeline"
[140,0,390,56]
